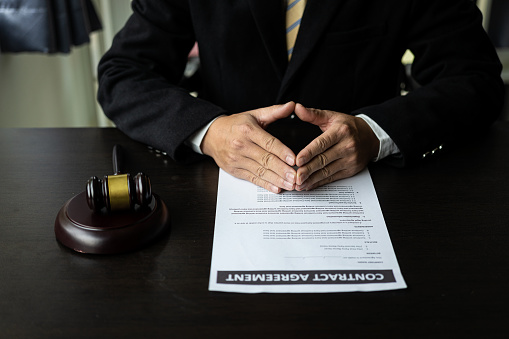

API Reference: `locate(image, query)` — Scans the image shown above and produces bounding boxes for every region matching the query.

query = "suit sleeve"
[97,0,227,162]
[352,0,504,166]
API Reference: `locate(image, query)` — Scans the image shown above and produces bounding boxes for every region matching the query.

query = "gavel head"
[86,172,152,212]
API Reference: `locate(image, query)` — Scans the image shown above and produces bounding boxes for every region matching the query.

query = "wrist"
[201,115,226,157]
[355,116,380,161]
[188,115,224,155]
[355,114,400,161]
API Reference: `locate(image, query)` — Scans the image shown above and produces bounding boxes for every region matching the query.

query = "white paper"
[209,168,406,293]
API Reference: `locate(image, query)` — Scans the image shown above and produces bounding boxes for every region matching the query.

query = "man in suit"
[97,0,504,193]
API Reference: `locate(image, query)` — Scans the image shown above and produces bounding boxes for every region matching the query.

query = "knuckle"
[316,137,329,151]
[261,152,274,167]
[345,140,358,153]
[250,176,274,193]
[344,147,361,167]
[231,138,244,150]
[256,166,267,178]
[264,136,277,152]
[225,151,239,163]
[236,123,255,135]
[321,166,331,179]
[249,174,259,185]
[351,154,361,167]
[338,123,353,136]
[317,153,328,168]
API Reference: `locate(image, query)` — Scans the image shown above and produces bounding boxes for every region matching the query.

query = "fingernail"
[270,185,280,194]
[297,156,307,167]
[297,173,307,186]
[296,184,307,191]
[286,172,295,183]
[284,181,294,190]
[286,155,295,166]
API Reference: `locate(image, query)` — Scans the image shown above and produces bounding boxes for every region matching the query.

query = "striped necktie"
[286,0,307,60]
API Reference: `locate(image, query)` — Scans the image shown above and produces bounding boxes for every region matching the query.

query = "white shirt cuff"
[186,116,223,154]
[356,114,400,161]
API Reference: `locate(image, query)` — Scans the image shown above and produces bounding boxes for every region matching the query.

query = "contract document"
[209,168,406,293]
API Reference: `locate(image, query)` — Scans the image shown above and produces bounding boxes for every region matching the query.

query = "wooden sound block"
[55,192,170,254]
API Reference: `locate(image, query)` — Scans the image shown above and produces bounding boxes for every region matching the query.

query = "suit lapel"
[278,0,344,100]
[245,0,344,100]
[245,0,288,82]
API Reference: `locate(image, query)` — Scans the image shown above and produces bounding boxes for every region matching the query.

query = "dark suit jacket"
[97,0,504,166]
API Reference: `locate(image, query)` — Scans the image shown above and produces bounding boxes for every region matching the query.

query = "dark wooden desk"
[1,124,509,338]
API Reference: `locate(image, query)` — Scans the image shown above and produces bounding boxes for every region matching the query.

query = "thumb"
[252,101,296,127]
[294,103,331,128]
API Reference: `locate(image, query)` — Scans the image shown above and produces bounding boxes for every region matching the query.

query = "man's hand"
[294,104,379,191]
[202,102,297,193]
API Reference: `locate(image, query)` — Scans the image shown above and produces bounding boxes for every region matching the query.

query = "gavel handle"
[112,144,125,175]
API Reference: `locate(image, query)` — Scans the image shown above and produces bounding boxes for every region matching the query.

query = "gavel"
[86,145,152,212]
